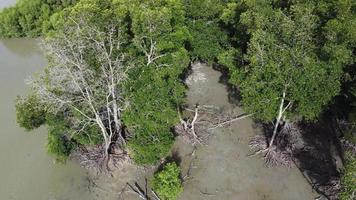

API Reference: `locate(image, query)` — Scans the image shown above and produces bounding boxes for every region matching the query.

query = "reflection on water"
[0,39,93,200]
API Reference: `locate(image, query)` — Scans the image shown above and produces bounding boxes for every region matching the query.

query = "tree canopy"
[0,0,78,38]
[219,0,353,123]
[10,3,356,197]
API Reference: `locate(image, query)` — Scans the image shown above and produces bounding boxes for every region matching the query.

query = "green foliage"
[13,0,191,166]
[0,0,77,38]
[46,114,73,162]
[15,95,46,131]
[124,49,189,165]
[340,153,356,200]
[152,162,183,200]
[184,0,229,62]
[219,0,349,122]
[122,0,190,164]
[187,19,228,62]
[11,0,356,170]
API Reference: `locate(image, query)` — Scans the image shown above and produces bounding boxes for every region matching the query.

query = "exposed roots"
[316,177,341,200]
[264,146,293,168]
[249,134,268,151]
[249,122,300,168]
[249,135,293,168]
[71,144,130,173]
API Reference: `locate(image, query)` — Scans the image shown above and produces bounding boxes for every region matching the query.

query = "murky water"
[0,39,94,199]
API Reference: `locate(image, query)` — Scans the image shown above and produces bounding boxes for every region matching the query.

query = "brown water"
[0,39,94,200]
[0,2,96,199]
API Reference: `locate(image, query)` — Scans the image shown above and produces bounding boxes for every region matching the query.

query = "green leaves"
[340,152,356,200]
[0,0,77,38]
[219,0,347,122]
[15,95,47,131]
[152,162,183,200]
[184,0,229,62]
[122,1,190,164]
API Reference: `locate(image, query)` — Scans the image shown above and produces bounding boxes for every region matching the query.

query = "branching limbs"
[31,17,131,162]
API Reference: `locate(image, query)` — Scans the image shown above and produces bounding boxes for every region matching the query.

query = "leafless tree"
[29,17,131,165]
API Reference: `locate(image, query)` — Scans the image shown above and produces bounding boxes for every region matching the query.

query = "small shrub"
[152,162,183,200]
[45,114,74,162]
[15,95,46,131]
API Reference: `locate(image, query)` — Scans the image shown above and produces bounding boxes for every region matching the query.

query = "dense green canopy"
[219,0,354,122]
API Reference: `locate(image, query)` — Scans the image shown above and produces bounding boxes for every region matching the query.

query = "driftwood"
[208,113,253,130]
[176,104,253,145]
[183,147,197,181]
[125,179,161,200]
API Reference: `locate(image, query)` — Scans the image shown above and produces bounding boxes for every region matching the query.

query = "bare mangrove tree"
[30,14,131,164]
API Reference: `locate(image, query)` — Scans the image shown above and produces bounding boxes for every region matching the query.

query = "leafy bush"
[340,153,356,200]
[152,162,183,200]
[187,19,228,62]
[15,95,46,131]
[46,127,73,162]
[124,64,187,164]
[184,0,228,62]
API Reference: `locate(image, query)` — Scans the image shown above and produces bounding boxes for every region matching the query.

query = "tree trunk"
[112,100,126,146]
[269,90,287,148]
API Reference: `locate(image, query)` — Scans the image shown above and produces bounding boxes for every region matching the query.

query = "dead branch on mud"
[183,147,197,181]
[176,104,253,145]
[126,182,149,200]
[209,113,253,130]
[124,179,161,200]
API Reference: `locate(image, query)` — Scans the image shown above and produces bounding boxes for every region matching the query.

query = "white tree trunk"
[269,88,291,148]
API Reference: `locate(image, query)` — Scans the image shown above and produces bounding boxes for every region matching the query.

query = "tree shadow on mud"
[212,63,242,106]
[259,115,344,199]
[156,150,182,172]
[296,119,343,199]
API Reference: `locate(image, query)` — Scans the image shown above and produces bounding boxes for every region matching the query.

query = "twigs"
[176,104,253,145]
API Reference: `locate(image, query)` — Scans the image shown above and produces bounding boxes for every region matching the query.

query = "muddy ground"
[88,62,319,200]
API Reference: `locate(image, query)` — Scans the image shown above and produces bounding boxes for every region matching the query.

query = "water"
[0,39,94,199]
